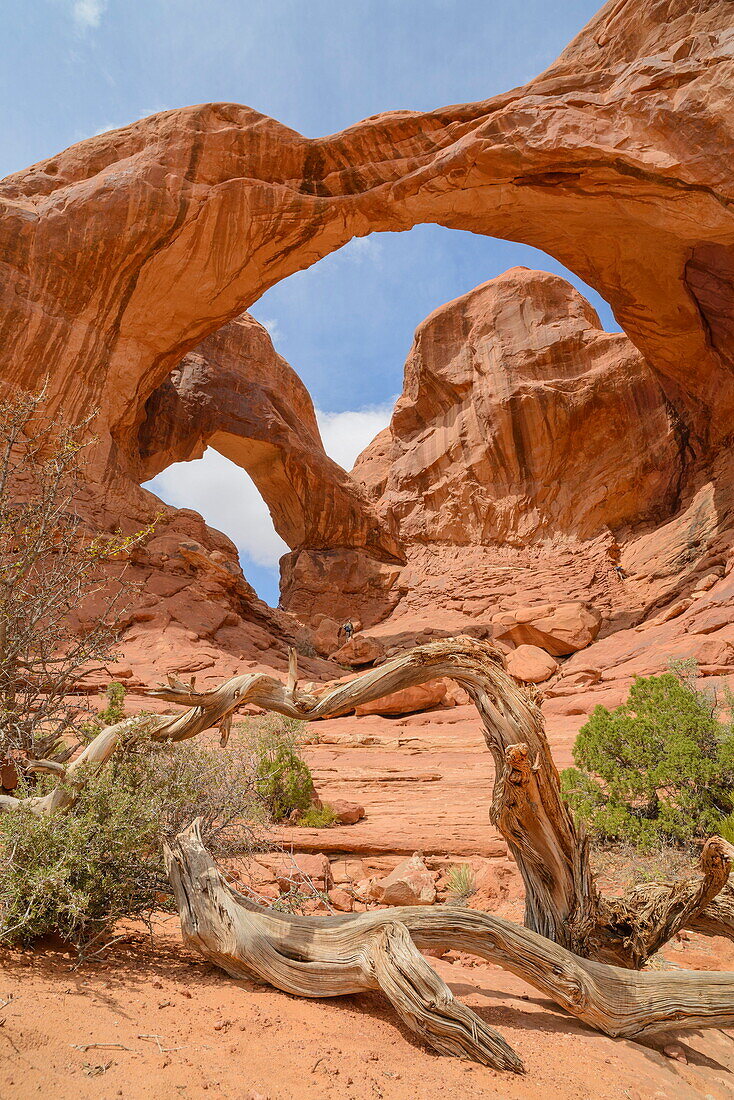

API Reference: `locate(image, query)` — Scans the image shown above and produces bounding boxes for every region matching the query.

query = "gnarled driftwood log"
[165,819,734,1072]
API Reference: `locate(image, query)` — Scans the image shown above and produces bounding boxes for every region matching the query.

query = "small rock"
[663,1043,688,1063]
[274,852,331,892]
[372,853,437,906]
[327,888,353,912]
[329,799,365,825]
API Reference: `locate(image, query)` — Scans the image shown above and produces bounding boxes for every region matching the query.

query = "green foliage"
[718,813,734,846]
[247,715,315,823]
[298,803,338,828]
[76,683,130,745]
[99,681,126,726]
[561,668,734,848]
[0,737,262,951]
[445,864,477,905]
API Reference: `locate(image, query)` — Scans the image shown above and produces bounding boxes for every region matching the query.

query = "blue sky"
[3,0,613,605]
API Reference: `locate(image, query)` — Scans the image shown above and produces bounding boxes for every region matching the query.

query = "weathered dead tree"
[4,637,733,959]
[166,819,734,1072]
[3,637,734,1069]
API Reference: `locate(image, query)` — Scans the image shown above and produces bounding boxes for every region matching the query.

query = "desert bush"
[561,666,734,848]
[246,714,315,822]
[271,884,331,913]
[0,733,263,951]
[0,386,151,768]
[297,803,338,828]
[99,681,127,725]
[445,864,477,905]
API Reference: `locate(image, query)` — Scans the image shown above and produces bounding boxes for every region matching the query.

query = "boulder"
[311,615,340,656]
[505,645,558,684]
[493,602,602,656]
[355,679,447,716]
[372,853,437,906]
[332,633,386,667]
[329,799,365,825]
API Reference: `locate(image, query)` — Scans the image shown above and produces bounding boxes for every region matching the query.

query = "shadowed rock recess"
[2,0,734,687]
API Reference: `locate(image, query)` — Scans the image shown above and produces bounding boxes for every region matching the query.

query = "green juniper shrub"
[247,715,316,822]
[561,666,734,848]
[99,681,127,726]
[297,803,339,828]
[77,682,129,745]
[0,729,263,952]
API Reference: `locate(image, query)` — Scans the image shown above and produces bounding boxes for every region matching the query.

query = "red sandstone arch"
[135,313,401,560]
[2,0,734,475]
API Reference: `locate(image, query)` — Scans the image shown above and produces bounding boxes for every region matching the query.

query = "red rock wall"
[354,268,684,546]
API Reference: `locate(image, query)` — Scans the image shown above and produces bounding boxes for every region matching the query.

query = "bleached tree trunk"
[165,819,734,1072]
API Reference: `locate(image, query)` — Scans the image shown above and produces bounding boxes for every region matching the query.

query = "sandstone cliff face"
[353,269,684,547]
[3,0,734,689]
[15,312,392,690]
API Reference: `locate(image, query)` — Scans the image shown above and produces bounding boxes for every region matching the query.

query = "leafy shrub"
[76,682,129,746]
[445,864,477,905]
[0,734,263,951]
[247,715,315,822]
[561,668,734,848]
[298,803,338,828]
[99,681,127,725]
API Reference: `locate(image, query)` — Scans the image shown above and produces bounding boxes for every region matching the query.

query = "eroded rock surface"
[3,0,734,449]
[354,270,683,545]
[492,601,603,657]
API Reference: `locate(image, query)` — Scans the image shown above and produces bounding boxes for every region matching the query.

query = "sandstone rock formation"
[371,853,437,907]
[505,645,559,685]
[492,601,602,656]
[354,680,448,717]
[136,315,397,561]
[3,0,734,461]
[329,800,366,826]
[332,634,386,668]
[3,0,734,688]
[353,270,683,545]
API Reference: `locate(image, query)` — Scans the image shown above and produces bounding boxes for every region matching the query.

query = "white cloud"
[260,317,283,343]
[72,0,107,28]
[316,402,394,470]
[143,449,289,569]
[335,235,382,265]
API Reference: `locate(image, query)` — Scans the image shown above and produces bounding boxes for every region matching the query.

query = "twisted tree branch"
[165,819,734,1071]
